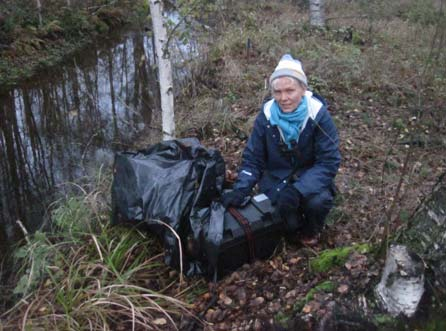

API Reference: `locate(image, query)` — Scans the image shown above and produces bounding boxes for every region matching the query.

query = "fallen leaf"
[302,301,321,314]
[302,304,313,314]
[250,297,265,306]
[153,318,167,326]
[205,308,215,321]
[289,257,302,265]
[223,296,233,306]
[337,284,349,294]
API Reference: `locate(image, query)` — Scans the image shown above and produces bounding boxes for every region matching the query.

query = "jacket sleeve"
[233,113,267,193]
[294,110,341,197]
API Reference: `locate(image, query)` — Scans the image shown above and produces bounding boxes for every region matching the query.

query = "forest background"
[1,0,446,330]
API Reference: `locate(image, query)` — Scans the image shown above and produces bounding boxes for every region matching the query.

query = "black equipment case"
[214,193,283,276]
[111,139,286,278]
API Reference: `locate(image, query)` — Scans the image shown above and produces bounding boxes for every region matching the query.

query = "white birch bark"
[309,0,325,28]
[36,0,43,26]
[149,0,176,141]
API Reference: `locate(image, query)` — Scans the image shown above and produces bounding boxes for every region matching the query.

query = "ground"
[179,93,445,329]
[2,0,446,330]
[175,3,446,323]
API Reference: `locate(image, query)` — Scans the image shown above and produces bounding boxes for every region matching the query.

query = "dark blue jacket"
[234,91,341,201]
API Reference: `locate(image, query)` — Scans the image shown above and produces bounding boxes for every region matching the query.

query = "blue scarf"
[269,96,309,148]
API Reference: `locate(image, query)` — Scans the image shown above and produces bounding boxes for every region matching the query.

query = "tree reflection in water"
[0,30,161,250]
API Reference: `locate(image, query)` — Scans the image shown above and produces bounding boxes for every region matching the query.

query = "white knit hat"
[269,54,308,87]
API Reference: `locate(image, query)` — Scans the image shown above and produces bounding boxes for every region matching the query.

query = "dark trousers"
[299,188,334,236]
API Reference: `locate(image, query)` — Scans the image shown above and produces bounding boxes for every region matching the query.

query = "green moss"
[374,310,446,331]
[355,243,372,254]
[310,244,372,273]
[310,247,353,273]
[306,280,335,301]
[424,319,446,331]
[373,314,400,330]
[275,310,294,328]
[292,280,335,312]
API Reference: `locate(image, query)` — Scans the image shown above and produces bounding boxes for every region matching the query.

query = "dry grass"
[1,172,201,331]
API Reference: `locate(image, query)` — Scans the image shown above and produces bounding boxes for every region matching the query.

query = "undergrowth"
[176,0,446,247]
[1,171,199,330]
[1,0,446,329]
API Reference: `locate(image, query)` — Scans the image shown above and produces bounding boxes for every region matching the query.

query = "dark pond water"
[0,26,195,254]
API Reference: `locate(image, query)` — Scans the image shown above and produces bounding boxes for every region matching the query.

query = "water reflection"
[0,29,163,248]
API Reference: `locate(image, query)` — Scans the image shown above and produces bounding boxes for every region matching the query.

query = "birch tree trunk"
[371,174,446,319]
[309,0,325,28]
[400,175,446,291]
[149,0,175,141]
[36,0,43,26]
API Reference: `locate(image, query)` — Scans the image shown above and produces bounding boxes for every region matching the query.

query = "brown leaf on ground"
[337,284,349,294]
[302,301,321,314]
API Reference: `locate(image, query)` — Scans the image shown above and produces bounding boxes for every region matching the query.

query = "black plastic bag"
[111,138,225,275]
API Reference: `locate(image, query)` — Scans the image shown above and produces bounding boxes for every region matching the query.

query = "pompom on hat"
[269,54,308,87]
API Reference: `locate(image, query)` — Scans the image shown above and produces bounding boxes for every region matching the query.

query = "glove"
[221,190,247,208]
[276,185,302,214]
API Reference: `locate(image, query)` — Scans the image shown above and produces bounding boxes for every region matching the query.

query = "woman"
[222,54,341,244]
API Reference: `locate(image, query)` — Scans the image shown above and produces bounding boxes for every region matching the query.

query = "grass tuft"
[2,172,199,330]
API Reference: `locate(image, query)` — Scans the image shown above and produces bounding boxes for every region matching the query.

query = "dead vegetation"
[175,0,446,329]
[1,0,446,330]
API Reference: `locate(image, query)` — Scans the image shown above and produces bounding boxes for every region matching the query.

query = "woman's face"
[272,77,306,113]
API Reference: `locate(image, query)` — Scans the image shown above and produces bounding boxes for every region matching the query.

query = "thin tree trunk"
[108,48,119,140]
[149,0,175,140]
[36,0,43,26]
[309,0,325,28]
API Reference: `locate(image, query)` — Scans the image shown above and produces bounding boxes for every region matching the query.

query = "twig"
[21,296,35,331]
[80,132,99,168]
[406,170,446,225]
[57,182,88,197]
[381,145,412,253]
[325,15,368,22]
[0,294,32,318]
[163,2,203,54]
[88,0,118,14]
[16,220,31,245]
[379,132,399,196]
